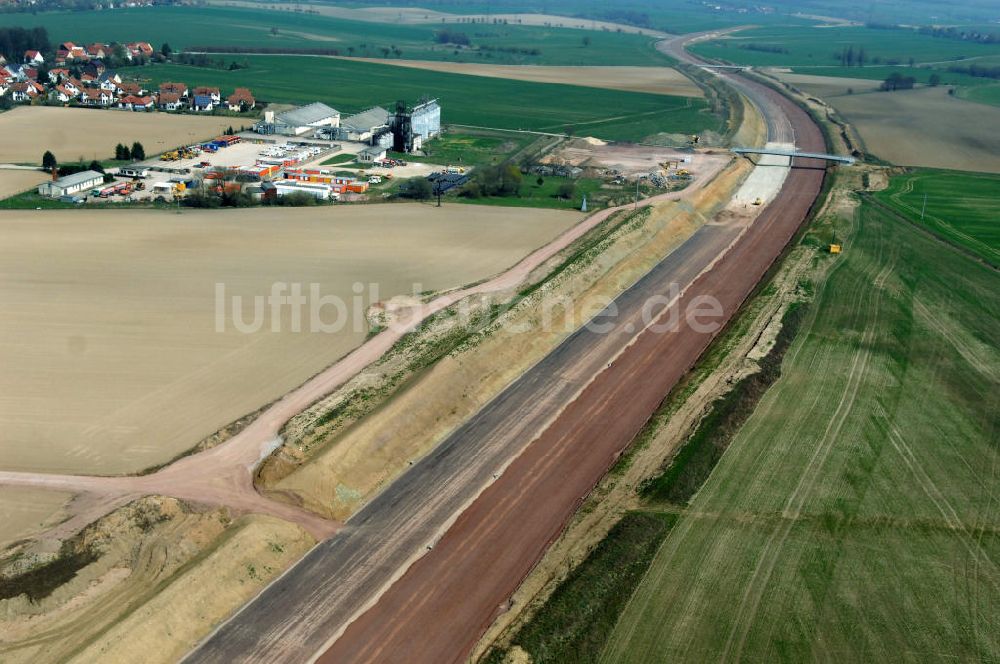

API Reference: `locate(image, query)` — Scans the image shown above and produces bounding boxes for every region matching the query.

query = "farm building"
[256,102,341,136]
[37,170,104,198]
[334,106,390,142]
[358,145,388,163]
[391,98,441,153]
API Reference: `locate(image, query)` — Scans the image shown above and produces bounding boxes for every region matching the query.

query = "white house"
[192,86,221,103]
[38,170,104,198]
[23,50,44,66]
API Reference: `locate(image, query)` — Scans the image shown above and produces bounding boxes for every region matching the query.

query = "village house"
[116,94,154,111]
[23,50,44,66]
[50,84,75,103]
[159,81,188,98]
[48,68,70,84]
[80,88,115,107]
[127,42,154,59]
[156,91,185,111]
[10,80,44,103]
[117,81,144,96]
[192,94,215,112]
[98,72,122,92]
[193,86,221,104]
[22,66,38,82]
[227,87,255,111]
[86,44,108,60]
[62,78,83,95]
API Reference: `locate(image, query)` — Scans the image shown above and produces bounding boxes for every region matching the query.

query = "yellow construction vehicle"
[160,150,180,161]
[829,243,842,254]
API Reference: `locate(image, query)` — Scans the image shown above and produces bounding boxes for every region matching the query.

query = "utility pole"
[634,177,639,210]
[921,192,927,221]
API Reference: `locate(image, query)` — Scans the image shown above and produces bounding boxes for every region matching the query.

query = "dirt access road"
[184,35,827,664]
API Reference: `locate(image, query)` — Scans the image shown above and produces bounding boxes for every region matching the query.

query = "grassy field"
[390,129,535,168]
[456,176,607,210]
[601,199,1000,662]
[873,168,1000,266]
[135,56,716,142]
[0,205,579,475]
[6,5,671,66]
[963,82,1000,107]
[691,25,1000,70]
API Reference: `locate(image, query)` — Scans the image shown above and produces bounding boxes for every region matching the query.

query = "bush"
[557,181,576,199]
[472,164,522,197]
[400,176,433,200]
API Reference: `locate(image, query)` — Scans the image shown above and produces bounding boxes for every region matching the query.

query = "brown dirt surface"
[0,205,578,475]
[805,82,1000,172]
[542,141,726,177]
[0,497,312,664]
[770,71,882,99]
[0,107,237,164]
[0,170,47,199]
[337,60,703,97]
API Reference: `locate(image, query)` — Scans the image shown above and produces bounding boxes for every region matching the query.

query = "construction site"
[2,5,996,664]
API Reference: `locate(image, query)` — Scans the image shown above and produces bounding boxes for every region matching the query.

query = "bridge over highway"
[732,146,856,165]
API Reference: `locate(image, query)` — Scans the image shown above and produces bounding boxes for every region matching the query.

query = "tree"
[88,159,104,173]
[557,181,576,199]
[41,150,57,171]
[270,27,279,36]
[881,72,916,91]
[929,73,942,86]
[160,42,172,59]
[130,142,145,161]
[115,143,131,160]
[536,176,544,186]
[400,176,432,199]
[582,36,591,47]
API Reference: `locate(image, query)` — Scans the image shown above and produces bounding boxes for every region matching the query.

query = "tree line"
[0,26,50,63]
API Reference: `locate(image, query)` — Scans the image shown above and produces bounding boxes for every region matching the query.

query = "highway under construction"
[183,32,828,664]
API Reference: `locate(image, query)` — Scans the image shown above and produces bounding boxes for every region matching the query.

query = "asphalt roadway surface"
[185,38,827,664]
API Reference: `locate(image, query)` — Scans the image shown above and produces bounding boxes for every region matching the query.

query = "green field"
[874,169,1000,266]
[600,198,1000,662]
[134,56,715,142]
[390,129,536,168]
[455,175,606,210]
[963,82,1000,107]
[4,5,671,66]
[692,25,1000,69]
